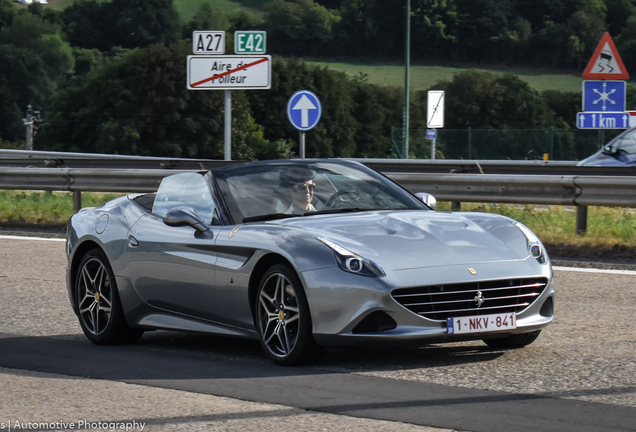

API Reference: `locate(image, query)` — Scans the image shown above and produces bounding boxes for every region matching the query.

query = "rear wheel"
[75,249,143,345]
[483,330,541,349]
[256,264,321,366]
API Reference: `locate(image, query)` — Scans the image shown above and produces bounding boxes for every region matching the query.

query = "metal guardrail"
[2,149,636,176]
[2,167,635,208]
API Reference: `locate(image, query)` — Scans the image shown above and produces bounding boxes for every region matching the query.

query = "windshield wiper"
[304,208,380,216]
[242,213,302,223]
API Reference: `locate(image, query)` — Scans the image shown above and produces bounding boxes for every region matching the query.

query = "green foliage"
[72,47,103,75]
[0,0,16,29]
[264,0,339,56]
[0,45,53,142]
[36,42,279,160]
[62,0,180,51]
[415,70,553,130]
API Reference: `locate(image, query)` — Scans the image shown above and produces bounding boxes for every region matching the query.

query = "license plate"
[447,312,516,335]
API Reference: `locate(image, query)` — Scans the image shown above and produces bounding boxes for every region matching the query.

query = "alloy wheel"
[257,272,301,359]
[77,257,113,336]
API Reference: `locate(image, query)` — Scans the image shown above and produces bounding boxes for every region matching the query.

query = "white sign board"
[192,31,225,54]
[187,55,271,90]
[427,90,445,128]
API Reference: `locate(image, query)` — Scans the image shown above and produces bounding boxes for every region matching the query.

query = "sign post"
[287,90,322,158]
[577,33,630,133]
[427,90,444,160]
[187,30,269,161]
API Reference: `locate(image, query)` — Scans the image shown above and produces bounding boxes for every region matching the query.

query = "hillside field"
[307,62,585,93]
[34,0,586,92]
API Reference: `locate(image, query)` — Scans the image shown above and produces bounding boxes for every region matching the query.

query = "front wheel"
[483,330,541,349]
[255,264,321,366]
[75,249,143,345]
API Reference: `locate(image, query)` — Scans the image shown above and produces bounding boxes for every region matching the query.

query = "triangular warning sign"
[582,32,629,80]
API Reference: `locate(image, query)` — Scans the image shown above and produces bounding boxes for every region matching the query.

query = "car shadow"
[0,331,505,381]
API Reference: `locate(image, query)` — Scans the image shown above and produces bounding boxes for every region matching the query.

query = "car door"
[123,172,245,327]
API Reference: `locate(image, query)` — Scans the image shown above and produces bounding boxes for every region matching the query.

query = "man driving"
[279,166,317,214]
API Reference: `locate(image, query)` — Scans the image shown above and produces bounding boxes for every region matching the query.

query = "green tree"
[62,0,180,51]
[416,70,556,159]
[0,0,16,30]
[0,45,52,142]
[109,0,180,49]
[62,0,113,51]
[36,43,271,160]
[247,59,358,158]
[0,11,73,142]
[264,0,339,56]
[183,2,230,38]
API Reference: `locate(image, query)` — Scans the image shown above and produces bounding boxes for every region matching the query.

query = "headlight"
[314,235,385,277]
[514,222,548,265]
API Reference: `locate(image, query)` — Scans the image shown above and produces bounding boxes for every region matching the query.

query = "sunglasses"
[292,183,315,191]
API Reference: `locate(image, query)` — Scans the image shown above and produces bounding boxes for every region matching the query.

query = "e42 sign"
[235,31,266,54]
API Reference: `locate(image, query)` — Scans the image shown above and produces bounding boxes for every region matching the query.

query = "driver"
[279,166,317,214]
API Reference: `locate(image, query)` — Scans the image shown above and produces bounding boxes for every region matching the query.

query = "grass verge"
[307,61,584,92]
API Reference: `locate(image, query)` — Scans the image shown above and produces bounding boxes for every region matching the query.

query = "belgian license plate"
[447,312,516,335]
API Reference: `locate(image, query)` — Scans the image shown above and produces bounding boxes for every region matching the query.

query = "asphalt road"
[1,236,636,432]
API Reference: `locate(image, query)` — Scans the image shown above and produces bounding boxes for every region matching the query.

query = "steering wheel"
[325,190,360,208]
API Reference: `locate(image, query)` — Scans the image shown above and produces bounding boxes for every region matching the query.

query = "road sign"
[426,129,437,139]
[187,55,271,90]
[427,91,444,128]
[235,31,266,54]
[576,112,630,129]
[192,31,225,54]
[583,80,626,112]
[287,90,321,131]
[582,32,629,80]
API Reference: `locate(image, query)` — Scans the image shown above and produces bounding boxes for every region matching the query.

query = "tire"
[75,249,143,345]
[255,264,321,366]
[483,330,541,349]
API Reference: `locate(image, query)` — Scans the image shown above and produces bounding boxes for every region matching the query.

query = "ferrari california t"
[66,159,554,365]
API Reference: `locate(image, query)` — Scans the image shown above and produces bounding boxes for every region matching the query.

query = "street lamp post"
[402,0,411,159]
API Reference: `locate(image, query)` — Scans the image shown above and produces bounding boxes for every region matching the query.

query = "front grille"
[391,277,549,321]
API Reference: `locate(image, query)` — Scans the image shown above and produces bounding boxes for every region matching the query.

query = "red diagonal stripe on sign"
[191,57,269,88]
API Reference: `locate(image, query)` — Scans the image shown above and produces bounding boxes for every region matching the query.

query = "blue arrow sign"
[582,80,626,112]
[287,90,321,131]
[576,112,630,129]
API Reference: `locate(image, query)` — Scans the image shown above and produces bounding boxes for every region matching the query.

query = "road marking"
[554,266,636,276]
[0,235,65,242]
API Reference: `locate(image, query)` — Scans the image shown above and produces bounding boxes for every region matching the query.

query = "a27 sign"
[192,31,225,54]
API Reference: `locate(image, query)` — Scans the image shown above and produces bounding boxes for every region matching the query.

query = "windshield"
[213,160,427,223]
[603,128,636,155]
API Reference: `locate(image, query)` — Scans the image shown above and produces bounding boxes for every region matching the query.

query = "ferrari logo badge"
[229,227,240,238]
[468,268,477,275]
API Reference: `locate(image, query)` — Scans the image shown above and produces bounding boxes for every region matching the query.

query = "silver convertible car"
[66,159,554,365]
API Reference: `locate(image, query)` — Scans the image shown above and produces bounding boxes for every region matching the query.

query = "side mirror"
[163,208,210,232]
[602,144,619,156]
[415,192,437,210]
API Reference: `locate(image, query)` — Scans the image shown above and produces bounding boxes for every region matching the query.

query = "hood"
[278,210,529,271]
